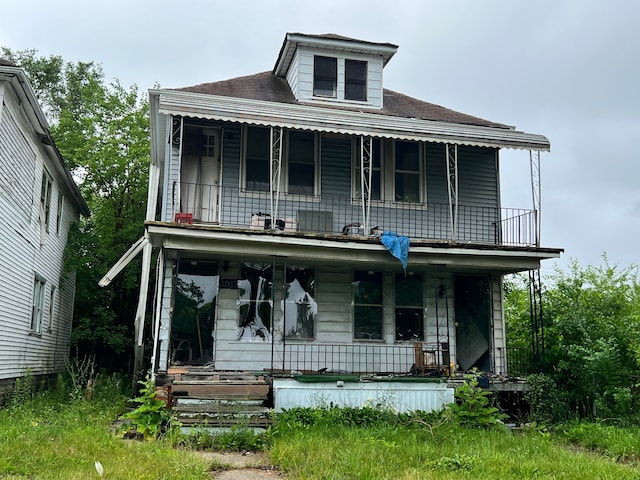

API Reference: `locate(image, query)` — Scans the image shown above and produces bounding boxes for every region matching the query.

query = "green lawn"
[2,381,639,480]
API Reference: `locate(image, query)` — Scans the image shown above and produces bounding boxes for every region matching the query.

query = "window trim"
[352,270,384,341]
[313,55,337,98]
[285,130,320,196]
[31,274,46,334]
[352,138,426,205]
[241,125,271,192]
[345,59,368,102]
[40,169,53,234]
[394,273,424,342]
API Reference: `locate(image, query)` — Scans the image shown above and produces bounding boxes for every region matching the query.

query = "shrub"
[447,371,507,428]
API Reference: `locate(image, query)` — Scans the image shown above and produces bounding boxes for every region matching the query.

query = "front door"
[454,274,492,371]
[180,126,221,223]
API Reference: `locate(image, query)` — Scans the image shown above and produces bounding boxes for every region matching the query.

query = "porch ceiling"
[146,222,562,275]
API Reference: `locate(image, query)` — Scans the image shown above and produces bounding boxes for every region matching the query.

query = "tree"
[2,48,150,371]
[505,257,640,420]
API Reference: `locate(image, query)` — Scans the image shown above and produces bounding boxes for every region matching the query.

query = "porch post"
[150,248,165,378]
[529,150,541,247]
[446,144,459,241]
[269,126,283,224]
[360,136,373,232]
[171,116,184,219]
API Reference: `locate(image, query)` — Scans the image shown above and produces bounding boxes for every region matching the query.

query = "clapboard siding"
[0,82,83,380]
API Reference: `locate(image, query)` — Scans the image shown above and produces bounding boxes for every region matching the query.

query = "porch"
[173,184,538,247]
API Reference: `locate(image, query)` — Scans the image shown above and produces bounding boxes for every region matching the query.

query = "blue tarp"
[380,231,410,271]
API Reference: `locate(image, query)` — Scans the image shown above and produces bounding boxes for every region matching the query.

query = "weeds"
[447,370,508,428]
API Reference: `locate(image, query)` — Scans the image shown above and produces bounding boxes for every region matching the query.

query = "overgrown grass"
[267,407,640,479]
[0,373,211,480]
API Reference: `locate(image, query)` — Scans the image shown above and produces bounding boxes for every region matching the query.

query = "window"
[395,274,423,341]
[48,286,56,331]
[237,264,272,341]
[287,131,316,195]
[284,267,316,339]
[394,141,421,202]
[31,275,46,333]
[40,170,53,233]
[353,139,423,203]
[345,59,367,101]
[313,56,337,97]
[245,126,270,191]
[56,191,64,234]
[353,271,383,340]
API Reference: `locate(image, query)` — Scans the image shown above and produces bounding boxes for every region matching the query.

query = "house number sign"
[219,278,237,289]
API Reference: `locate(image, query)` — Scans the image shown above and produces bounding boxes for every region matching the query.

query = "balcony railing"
[172,183,538,247]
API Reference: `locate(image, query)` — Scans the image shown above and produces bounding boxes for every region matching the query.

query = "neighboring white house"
[0,59,89,396]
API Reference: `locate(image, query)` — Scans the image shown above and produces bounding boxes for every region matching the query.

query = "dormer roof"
[273,32,398,78]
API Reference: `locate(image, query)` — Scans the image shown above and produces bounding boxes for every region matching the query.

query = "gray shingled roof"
[176,71,508,129]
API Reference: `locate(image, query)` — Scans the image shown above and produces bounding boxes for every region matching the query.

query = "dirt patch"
[197,451,284,479]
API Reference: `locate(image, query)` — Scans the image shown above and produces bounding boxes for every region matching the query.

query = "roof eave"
[151,89,550,152]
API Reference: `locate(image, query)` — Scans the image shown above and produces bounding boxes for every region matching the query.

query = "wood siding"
[0,92,81,380]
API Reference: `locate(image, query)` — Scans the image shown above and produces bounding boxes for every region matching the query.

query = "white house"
[103,33,562,422]
[0,59,89,396]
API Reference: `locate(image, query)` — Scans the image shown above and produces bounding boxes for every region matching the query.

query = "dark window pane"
[246,127,270,191]
[353,271,382,304]
[396,141,419,170]
[395,308,424,341]
[345,59,367,101]
[288,163,314,194]
[395,275,423,306]
[288,131,315,194]
[313,56,337,97]
[395,173,420,202]
[354,306,383,340]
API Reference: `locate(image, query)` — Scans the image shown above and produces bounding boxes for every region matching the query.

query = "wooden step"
[171,383,270,398]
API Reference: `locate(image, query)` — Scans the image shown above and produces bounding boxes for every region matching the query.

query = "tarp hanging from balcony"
[380,231,410,271]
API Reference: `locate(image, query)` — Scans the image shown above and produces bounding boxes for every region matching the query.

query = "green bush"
[447,371,507,428]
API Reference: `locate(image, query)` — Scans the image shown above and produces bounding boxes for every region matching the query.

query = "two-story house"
[104,33,561,415]
[0,59,90,396]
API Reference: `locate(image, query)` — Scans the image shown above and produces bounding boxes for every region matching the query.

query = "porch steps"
[168,367,272,429]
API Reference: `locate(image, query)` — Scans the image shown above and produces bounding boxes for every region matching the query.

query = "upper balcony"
[170,183,538,248]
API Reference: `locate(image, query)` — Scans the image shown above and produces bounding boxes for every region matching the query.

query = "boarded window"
[237,264,272,341]
[284,267,316,339]
[353,271,383,340]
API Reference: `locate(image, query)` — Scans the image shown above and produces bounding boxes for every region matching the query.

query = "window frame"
[48,285,56,332]
[56,190,64,234]
[31,275,46,334]
[394,273,424,342]
[352,271,384,341]
[284,267,316,340]
[393,140,423,204]
[285,130,319,196]
[242,125,271,192]
[352,139,425,204]
[313,56,337,98]
[40,169,53,233]
[345,59,368,102]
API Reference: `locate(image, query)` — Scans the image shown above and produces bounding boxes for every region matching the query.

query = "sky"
[2,0,639,275]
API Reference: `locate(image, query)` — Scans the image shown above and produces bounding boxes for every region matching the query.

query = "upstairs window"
[56,191,64,234]
[287,131,317,195]
[245,126,270,191]
[313,56,337,97]
[345,59,367,101]
[40,170,53,233]
[394,141,421,203]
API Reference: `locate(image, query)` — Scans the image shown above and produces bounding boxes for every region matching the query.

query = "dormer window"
[345,59,367,101]
[313,56,337,97]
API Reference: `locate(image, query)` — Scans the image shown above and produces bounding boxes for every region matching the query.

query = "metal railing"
[172,183,538,247]
[277,343,416,375]
[504,347,538,377]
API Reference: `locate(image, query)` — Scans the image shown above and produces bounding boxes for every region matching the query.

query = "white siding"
[0,87,82,380]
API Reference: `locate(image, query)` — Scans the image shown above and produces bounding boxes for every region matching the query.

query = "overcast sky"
[3,0,639,275]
